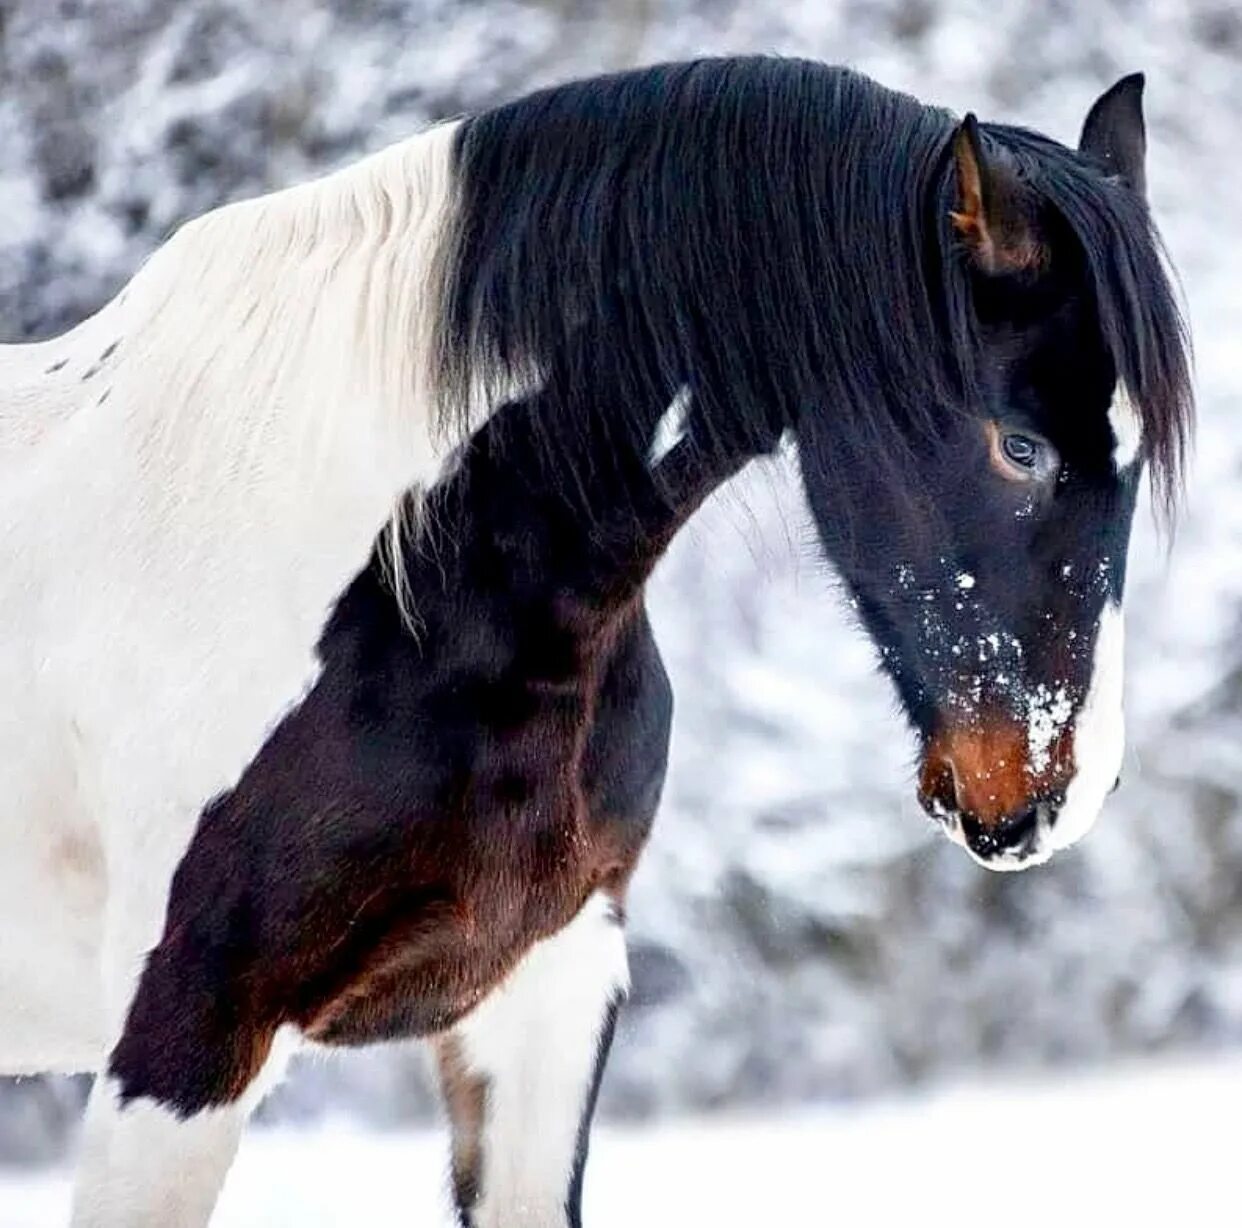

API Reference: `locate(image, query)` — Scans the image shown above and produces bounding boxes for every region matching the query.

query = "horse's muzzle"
[917,716,1073,871]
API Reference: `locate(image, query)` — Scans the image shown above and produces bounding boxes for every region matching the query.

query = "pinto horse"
[0,58,1190,1226]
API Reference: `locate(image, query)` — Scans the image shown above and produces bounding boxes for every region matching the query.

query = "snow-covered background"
[8,1054,1242,1226]
[2,0,1241,1183]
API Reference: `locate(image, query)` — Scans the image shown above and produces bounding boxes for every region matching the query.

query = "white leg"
[71,1080,248,1228]
[70,1033,294,1228]
[439,892,629,1228]
[68,875,295,1228]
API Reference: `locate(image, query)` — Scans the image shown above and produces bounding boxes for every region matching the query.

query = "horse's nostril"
[962,805,1039,859]
[995,804,1039,850]
[1111,774,1122,795]
[919,755,959,820]
[960,814,995,857]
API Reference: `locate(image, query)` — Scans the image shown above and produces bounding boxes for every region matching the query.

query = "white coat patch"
[1109,385,1143,469]
[454,892,628,1228]
[648,387,691,468]
[1049,600,1126,852]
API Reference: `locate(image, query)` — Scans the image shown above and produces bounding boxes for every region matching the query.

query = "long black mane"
[437,56,1190,511]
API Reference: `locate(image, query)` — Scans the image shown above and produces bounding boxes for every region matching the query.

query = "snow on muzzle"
[916,604,1126,872]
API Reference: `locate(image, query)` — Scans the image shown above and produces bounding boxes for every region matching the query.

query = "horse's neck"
[426,388,747,651]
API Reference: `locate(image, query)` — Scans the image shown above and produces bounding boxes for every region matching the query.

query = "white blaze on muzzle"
[1049,600,1126,852]
[929,601,1127,871]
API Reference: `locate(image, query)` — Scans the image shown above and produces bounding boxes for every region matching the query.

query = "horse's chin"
[930,805,1062,873]
[961,835,1059,873]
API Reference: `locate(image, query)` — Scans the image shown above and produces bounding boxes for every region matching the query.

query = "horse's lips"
[922,795,1058,872]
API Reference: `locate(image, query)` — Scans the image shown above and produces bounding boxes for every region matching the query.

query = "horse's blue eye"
[1002,433,1040,468]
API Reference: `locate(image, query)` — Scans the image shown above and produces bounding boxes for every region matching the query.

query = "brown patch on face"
[920,713,1073,827]
[436,1034,489,1217]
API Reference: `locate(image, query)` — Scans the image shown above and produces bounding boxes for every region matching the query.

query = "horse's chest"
[306,620,671,1046]
[135,590,672,1070]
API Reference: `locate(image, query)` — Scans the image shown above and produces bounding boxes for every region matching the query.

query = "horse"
[0,56,1190,1226]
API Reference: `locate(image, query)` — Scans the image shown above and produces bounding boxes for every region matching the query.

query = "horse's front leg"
[70,877,291,1227]
[71,1070,274,1228]
[436,892,629,1228]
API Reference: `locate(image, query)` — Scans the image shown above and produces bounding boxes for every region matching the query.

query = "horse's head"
[795,76,1190,870]
[436,61,1190,868]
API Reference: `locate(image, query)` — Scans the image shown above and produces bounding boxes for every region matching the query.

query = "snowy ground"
[5,1053,1239,1226]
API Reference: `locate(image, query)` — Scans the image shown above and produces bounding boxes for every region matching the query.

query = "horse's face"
[797,78,1170,870]
[814,299,1139,873]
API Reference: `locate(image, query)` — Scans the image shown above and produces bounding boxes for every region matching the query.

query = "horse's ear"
[1078,73,1147,197]
[950,114,1044,275]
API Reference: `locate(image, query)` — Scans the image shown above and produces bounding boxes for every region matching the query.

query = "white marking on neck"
[1049,600,1126,852]
[1109,385,1142,469]
[648,387,691,469]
